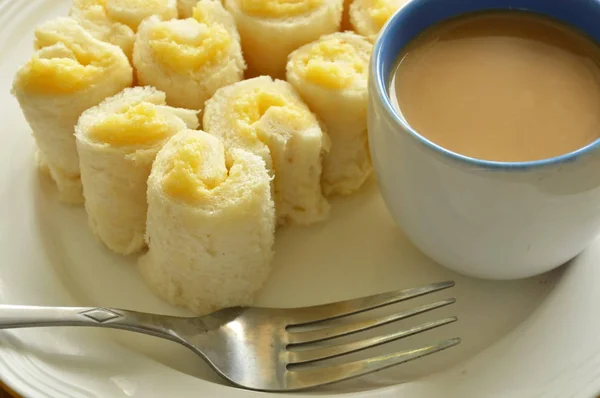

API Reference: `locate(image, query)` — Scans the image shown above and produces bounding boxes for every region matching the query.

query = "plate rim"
[2,1,600,397]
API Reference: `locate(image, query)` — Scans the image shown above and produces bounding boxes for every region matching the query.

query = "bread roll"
[349,0,407,42]
[134,0,245,110]
[287,32,372,195]
[75,86,198,255]
[139,129,275,315]
[203,76,330,226]
[105,0,178,30]
[224,0,343,78]
[12,17,132,204]
[70,0,177,59]
[70,0,134,59]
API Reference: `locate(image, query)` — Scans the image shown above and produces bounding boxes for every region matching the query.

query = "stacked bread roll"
[12,0,392,315]
[349,0,406,41]
[101,0,177,30]
[204,76,330,225]
[139,130,275,314]
[69,0,135,59]
[134,0,245,109]
[287,32,372,195]
[12,17,132,204]
[224,0,344,78]
[70,0,178,60]
[75,86,198,255]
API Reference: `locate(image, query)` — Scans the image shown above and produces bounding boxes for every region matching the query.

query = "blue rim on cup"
[371,0,600,170]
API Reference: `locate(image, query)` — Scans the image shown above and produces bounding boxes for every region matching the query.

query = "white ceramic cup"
[368,0,600,280]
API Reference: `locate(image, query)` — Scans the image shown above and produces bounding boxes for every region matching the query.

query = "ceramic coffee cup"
[368,0,600,280]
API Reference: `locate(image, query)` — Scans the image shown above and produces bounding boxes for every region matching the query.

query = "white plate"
[1,1,600,397]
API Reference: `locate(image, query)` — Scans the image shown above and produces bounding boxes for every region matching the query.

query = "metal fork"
[0,281,459,391]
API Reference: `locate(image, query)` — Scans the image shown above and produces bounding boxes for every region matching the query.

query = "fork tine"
[286,338,461,390]
[288,281,455,326]
[287,298,455,344]
[288,317,457,365]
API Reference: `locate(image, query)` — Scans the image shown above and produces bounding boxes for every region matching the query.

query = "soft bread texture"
[12,17,132,204]
[104,0,178,30]
[349,0,406,42]
[70,0,177,60]
[70,0,135,59]
[178,0,201,18]
[134,0,245,110]
[75,86,198,255]
[224,0,343,78]
[139,129,275,315]
[287,32,372,195]
[203,76,330,225]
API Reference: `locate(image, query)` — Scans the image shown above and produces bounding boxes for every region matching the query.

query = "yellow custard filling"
[21,27,114,95]
[162,135,228,203]
[19,55,104,94]
[107,0,172,29]
[74,0,107,8]
[232,89,310,135]
[74,0,170,30]
[71,0,112,26]
[368,0,396,30]
[88,102,174,147]
[35,31,109,66]
[108,0,166,11]
[301,38,366,89]
[240,0,323,18]
[149,20,231,73]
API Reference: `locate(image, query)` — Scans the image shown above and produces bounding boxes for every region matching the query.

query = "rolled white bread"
[75,86,199,255]
[139,129,275,315]
[70,0,134,59]
[70,0,177,60]
[105,0,178,30]
[287,32,372,195]
[203,76,330,226]
[12,17,132,204]
[223,0,343,78]
[349,0,408,42]
[134,0,245,110]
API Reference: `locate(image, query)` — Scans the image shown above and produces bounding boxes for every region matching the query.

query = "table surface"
[0,382,16,398]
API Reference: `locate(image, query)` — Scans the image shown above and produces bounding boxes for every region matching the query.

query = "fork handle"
[0,304,186,344]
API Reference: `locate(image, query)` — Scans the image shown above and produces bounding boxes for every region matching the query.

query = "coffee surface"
[390,11,600,162]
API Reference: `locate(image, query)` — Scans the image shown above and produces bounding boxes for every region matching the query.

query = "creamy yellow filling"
[300,38,366,89]
[108,0,165,11]
[162,135,228,203]
[240,0,323,18]
[88,102,174,147]
[71,0,111,25]
[35,30,104,65]
[19,56,104,94]
[368,0,396,30]
[107,0,171,29]
[20,27,114,95]
[74,0,107,8]
[74,0,169,30]
[149,20,231,73]
[232,89,310,135]
[192,3,213,24]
